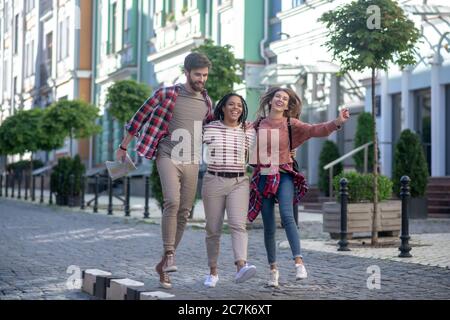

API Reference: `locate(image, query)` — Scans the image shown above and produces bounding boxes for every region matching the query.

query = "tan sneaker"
[163,253,177,272]
[156,259,172,289]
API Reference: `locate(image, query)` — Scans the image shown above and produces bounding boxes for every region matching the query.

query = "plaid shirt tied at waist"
[247,164,308,222]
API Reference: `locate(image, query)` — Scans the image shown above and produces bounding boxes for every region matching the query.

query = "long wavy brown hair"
[256,87,302,119]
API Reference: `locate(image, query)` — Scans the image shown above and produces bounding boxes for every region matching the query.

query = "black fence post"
[144,175,150,219]
[125,176,130,217]
[93,174,99,213]
[5,174,9,198]
[24,174,29,201]
[80,176,85,210]
[399,176,412,258]
[69,174,75,207]
[108,177,113,215]
[17,174,22,199]
[32,175,36,201]
[40,175,44,203]
[338,178,350,251]
[0,174,2,198]
[49,174,53,205]
[11,175,15,198]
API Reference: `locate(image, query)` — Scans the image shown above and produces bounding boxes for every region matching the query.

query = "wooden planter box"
[323,200,401,239]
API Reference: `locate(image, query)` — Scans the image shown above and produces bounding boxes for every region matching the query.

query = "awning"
[260,61,340,86]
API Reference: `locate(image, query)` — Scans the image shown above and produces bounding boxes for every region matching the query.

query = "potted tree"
[392,129,429,219]
[323,171,400,239]
[51,155,86,206]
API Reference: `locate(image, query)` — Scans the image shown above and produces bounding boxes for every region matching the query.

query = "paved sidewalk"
[1,198,449,300]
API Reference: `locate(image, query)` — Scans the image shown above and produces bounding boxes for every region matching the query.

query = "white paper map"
[105,154,137,181]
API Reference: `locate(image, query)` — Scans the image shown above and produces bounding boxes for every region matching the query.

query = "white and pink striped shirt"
[203,121,255,173]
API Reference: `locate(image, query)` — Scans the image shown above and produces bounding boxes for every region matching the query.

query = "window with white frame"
[5,2,10,33]
[14,14,19,55]
[25,0,35,13]
[58,16,70,60]
[123,0,133,47]
[25,40,35,77]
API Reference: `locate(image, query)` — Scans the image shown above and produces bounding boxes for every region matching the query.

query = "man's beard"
[188,76,205,92]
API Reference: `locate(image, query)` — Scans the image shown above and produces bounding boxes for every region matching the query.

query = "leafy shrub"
[333,171,393,203]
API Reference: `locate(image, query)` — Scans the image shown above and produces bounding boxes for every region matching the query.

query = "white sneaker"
[235,264,257,283]
[204,274,219,288]
[295,263,308,280]
[267,269,279,287]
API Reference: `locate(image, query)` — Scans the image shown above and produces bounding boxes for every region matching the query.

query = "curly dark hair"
[213,93,248,128]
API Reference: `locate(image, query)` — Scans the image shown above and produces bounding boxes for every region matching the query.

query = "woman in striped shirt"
[201,93,256,288]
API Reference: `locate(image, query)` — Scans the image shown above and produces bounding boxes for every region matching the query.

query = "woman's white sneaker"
[267,269,279,287]
[295,264,308,280]
[204,274,219,288]
[235,264,257,283]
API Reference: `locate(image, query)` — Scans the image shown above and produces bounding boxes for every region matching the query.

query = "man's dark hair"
[184,52,212,72]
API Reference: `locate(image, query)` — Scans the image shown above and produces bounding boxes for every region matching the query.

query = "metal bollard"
[32,175,36,201]
[144,175,150,219]
[18,174,22,199]
[5,174,9,197]
[40,175,44,203]
[399,176,412,258]
[108,177,113,215]
[125,176,130,217]
[93,174,99,213]
[0,174,2,197]
[80,176,85,210]
[338,178,351,251]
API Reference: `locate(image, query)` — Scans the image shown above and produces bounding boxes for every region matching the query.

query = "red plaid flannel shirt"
[125,84,214,160]
[248,164,308,222]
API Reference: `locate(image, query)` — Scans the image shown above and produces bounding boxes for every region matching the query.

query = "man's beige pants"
[201,172,250,268]
[156,156,199,253]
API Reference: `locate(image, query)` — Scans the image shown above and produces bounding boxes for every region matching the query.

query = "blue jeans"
[258,173,302,265]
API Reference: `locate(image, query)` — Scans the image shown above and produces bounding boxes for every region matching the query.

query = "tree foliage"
[392,129,429,198]
[0,108,61,156]
[318,140,343,196]
[193,39,243,103]
[106,80,151,124]
[42,100,101,155]
[319,0,420,73]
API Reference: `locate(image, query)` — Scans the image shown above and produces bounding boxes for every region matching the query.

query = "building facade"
[0,0,94,168]
[92,0,156,167]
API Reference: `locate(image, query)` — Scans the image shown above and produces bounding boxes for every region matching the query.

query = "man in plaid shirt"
[116,53,214,289]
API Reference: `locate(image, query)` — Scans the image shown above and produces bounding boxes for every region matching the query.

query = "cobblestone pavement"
[1,198,449,300]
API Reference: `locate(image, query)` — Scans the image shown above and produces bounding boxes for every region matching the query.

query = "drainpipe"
[137,0,142,82]
[259,0,269,66]
[89,0,98,170]
[206,0,211,39]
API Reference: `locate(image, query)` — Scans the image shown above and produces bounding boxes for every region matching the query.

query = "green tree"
[106,80,151,124]
[42,100,102,157]
[0,108,63,172]
[320,0,420,244]
[193,39,243,103]
[392,129,429,198]
[319,140,343,197]
[353,112,379,172]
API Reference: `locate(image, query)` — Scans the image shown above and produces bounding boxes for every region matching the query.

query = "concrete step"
[428,205,450,214]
